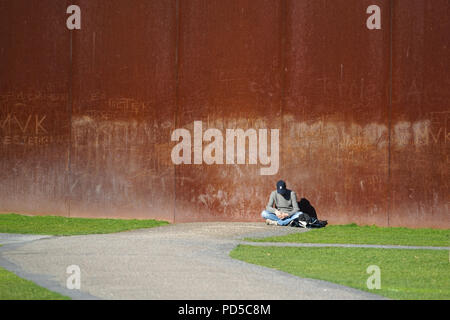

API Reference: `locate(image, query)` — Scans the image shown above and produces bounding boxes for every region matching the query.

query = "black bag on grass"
[289,211,328,228]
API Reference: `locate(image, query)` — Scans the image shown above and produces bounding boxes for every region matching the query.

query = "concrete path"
[0,223,387,300]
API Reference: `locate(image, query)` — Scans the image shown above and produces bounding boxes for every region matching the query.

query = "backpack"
[308,218,328,228]
[289,215,328,228]
[298,198,318,220]
[289,200,328,228]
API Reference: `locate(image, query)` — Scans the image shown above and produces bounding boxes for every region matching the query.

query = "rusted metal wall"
[174,0,283,222]
[0,0,71,216]
[69,0,177,221]
[390,0,450,228]
[282,0,391,226]
[0,0,448,228]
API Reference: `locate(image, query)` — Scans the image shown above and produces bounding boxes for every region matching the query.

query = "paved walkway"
[0,223,393,300]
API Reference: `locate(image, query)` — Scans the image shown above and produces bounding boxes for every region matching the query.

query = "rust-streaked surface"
[174,0,283,222]
[70,0,177,220]
[390,0,450,228]
[0,0,71,216]
[0,0,448,228]
[281,0,391,226]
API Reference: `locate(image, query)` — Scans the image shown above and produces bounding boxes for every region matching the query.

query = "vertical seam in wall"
[66,30,73,217]
[280,0,287,169]
[387,0,394,227]
[67,27,73,219]
[173,0,180,223]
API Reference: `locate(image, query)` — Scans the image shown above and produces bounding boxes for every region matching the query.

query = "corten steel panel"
[174,0,283,222]
[281,0,391,226]
[70,0,177,220]
[390,0,450,228]
[0,0,71,216]
[1,1,448,228]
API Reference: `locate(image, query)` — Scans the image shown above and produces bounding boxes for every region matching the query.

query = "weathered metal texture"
[0,1,448,228]
[0,0,71,216]
[281,0,391,226]
[174,0,283,222]
[390,0,450,228]
[69,0,177,220]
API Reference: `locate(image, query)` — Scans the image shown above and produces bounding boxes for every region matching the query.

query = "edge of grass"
[0,265,70,300]
[230,244,450,300]
[246,223,450,247]
[0,213,171,299]
[0,213,170,236]
[0,243,70,300]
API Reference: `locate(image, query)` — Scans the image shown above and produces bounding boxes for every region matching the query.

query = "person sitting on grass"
[261,180,308,227]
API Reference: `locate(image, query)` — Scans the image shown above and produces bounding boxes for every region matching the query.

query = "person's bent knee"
[261,210,275,220]
[292,211,302,219]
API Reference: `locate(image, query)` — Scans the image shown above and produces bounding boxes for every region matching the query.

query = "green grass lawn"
[247,224,450,247]
[230,245,450,300]
[0,213,169,300]
[0,243,69,300]
[0,265,70,300]
[0,213,169,236]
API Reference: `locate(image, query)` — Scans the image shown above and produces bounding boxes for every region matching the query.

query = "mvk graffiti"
[0,114,48,135]
[0,114,59,146]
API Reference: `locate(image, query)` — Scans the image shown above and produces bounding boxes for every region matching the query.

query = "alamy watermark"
[66,265,81,290]
[66,4,381,31]
[171,121,279,175]
[366,265,381,290]
[66,5,81,30]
